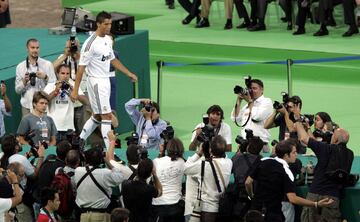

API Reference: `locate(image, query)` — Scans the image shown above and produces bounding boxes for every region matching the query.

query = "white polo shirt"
[231,95,273,143]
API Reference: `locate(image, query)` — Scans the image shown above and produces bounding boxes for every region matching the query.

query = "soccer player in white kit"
[71,11,137,149]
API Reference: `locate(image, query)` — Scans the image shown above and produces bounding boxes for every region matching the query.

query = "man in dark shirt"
[122,158,162,222]
[245,139,333,222]
[264,96,306,154]
[295,122,353,222]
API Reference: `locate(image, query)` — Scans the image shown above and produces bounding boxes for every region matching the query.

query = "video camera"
[24,131,48,158]
[235,129,258,153]
[233,75,252,95]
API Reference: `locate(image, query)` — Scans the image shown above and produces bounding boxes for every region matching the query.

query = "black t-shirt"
[250,158,296,222]
[33,155,65,201]
[274,114,306,154]
[122,180,158,222]
[308,139,342,197]
[231,153,260,184]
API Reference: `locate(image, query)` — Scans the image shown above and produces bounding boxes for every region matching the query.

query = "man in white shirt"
[15,38,56,117]
[189,105,232,151]
[71,11,137,150]
[184,135,232,222]
[231,78,272,152]
[44,64,88,142]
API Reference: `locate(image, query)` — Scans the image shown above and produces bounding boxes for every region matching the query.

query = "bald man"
[295,122,354,222]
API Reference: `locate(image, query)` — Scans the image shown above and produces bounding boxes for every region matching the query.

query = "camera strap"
[76,166,111,200]
[26,56,39,72]
[208,160,222,193]
[234,103,252,128]
[196,160,205,201]
[128,165,137,181]
[65,56,78,80]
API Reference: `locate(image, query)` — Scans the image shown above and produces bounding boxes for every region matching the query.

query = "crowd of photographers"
[0,36,356,222]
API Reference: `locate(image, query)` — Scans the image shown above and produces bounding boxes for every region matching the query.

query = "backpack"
[50,167,75,217]
[325,144,354,185]
[218,154,256,220]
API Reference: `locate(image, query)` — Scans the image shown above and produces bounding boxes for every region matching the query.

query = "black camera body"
[313,129,333,144]
[61,81,70,91]
[196,115,216,158]
[160,125,174,143]
[235,129,254,153]
[24,131,48,158]
[29,72,37,86]
[125,132,139,146]
[297,114,315,126]
[273,92,290,110]
[144,103,153,112]
[69,35,78,53]
[233,75,252,95]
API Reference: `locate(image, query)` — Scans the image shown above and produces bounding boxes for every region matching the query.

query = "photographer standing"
[295,122,353,222]
[17,91,57,146]
[189,105,232,151]
[15,38,56,117]
[0,80,12,139]
[53,38,88,135]
[231,78,272,152]
[44,64,88,142]
[152,138,186,222]
[265,96,302,141]
[125,98,167,150]
[184,135,232,222]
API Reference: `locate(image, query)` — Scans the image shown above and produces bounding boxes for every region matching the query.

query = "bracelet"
[314,201,318,208]
[38,156,45,159]
[12,182,19,185]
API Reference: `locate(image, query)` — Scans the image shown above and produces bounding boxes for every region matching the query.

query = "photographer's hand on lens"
[277,105,287,115]
[141,98,151,105]
[141,108,152,120]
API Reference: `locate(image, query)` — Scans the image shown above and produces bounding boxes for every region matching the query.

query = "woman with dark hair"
[314,112,332,131]
[151,138,185,222]
[0,134,19,169]
[313,112,334,143]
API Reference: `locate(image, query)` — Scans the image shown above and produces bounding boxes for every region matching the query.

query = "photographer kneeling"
[189,105,232,151]
[184,135,232,222]
[125,98,167,150]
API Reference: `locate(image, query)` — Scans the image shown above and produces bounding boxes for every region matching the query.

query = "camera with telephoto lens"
[29,72,37,86]
[196,115,216,158]
[24,131,48,158]
[69,35,78,53]
[233,75,252,95]
[313,129,333,144]
[125,132,139,146]
[159,125,175,157]
[61,81,70,91]
[160,125,174,143]
[273,92,290,110]
[235,129,254,152]
[296,114,315,126]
